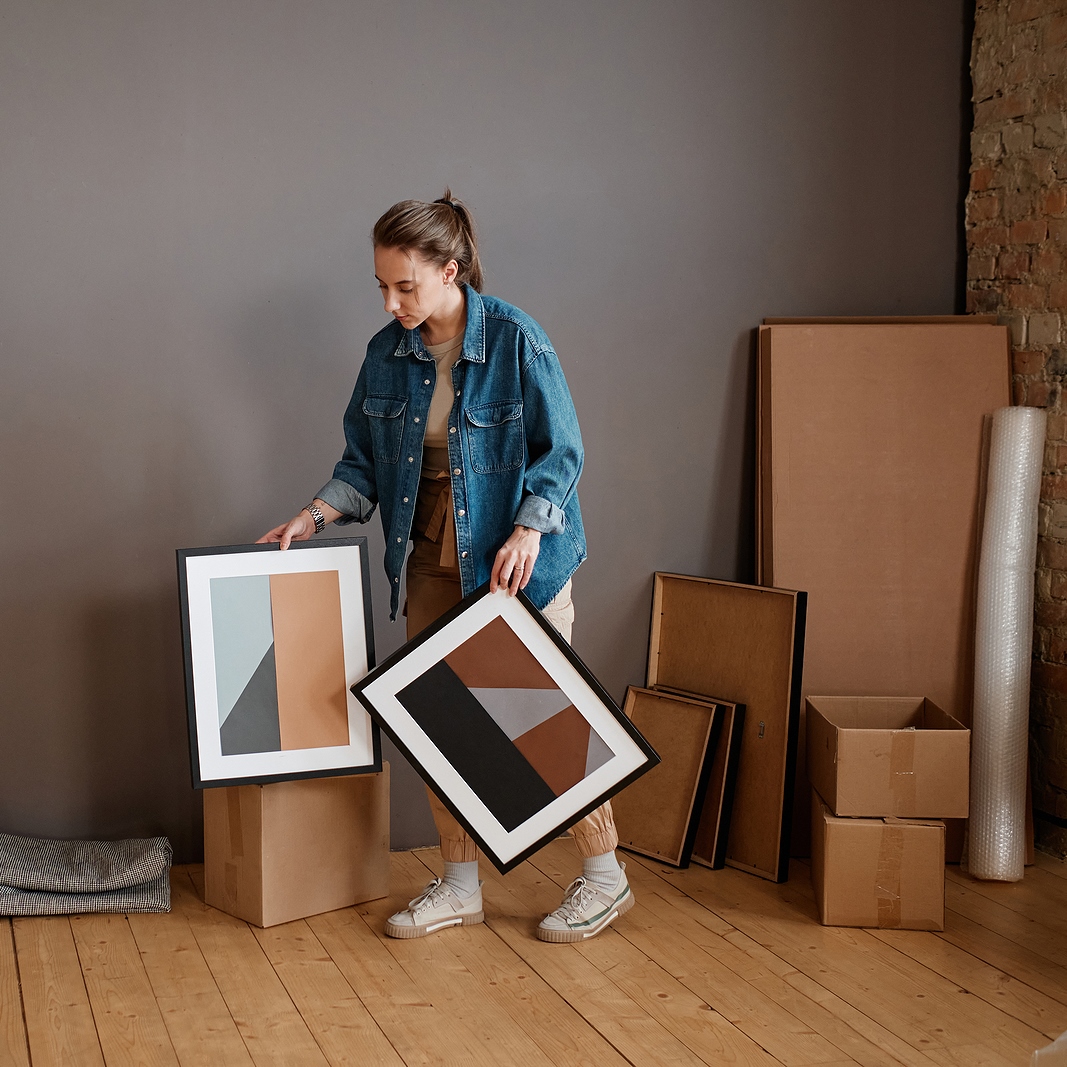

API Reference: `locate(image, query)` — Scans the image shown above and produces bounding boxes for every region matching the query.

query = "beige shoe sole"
[385,909,484,939]
[536,889,635,943]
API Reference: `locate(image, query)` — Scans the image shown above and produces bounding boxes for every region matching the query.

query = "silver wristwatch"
[303,502,326,534]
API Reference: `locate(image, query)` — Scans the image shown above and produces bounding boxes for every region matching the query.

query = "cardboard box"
[811,790,944,930]
[204,765,390,927]
[807,696,969,819]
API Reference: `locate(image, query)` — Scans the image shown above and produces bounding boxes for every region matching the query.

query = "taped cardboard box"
[807,696,969,819]
[204,765,390,927]
[811,791,945,930]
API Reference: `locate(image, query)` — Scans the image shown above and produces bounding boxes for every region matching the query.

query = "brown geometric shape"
[445,615,557,690]
[512,704,590,796]
[270,571,350,751]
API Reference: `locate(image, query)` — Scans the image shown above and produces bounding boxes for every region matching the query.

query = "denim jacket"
[316,286,586,619]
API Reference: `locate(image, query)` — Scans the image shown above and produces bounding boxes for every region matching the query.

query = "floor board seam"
[6,919,33,1067]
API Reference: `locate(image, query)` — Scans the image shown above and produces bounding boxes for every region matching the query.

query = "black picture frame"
[177,538,380,788]
[351,582,658,874]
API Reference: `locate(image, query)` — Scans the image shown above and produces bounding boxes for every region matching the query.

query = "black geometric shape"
[397,659,558,832]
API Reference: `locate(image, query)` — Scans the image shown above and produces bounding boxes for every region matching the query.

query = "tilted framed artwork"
[177,538,380,788]
[352,584,659,874]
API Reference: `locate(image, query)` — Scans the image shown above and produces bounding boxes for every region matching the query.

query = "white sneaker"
[385,877,484,939]
[537,865,634,943]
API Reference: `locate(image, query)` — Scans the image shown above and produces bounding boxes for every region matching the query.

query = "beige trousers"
[405,535,618,862]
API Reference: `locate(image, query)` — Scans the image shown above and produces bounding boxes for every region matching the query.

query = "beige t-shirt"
[422,332,464,448]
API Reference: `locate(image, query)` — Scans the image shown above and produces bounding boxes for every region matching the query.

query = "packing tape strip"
[876,823,905,928]
[890,730,917,813]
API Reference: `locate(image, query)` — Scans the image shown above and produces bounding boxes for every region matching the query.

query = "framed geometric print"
[177,538,380,788]
[352,583,658,874]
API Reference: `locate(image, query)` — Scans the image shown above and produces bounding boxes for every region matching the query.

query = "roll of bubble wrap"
[969,405,1046,882]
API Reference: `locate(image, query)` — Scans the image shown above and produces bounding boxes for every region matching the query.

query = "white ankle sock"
[582,851,622,892]
[442,860,480,898]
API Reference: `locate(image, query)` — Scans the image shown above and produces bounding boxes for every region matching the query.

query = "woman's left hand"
[491,525,541,595]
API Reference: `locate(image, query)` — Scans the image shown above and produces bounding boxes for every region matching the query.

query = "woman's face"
[374,245,457,329]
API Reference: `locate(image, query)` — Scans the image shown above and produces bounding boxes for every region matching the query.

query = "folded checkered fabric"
[0,833,172,916]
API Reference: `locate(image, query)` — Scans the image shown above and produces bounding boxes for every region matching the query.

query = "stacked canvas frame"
[646,573,806,883]
[613,686,745,869]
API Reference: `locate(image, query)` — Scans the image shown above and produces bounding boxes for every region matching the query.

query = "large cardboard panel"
[762,316,999,325]
[647,573,806,882]
[757,318,996,586]
[204,766,390,927]
[614,687,723,867]
[811,790,945,930]
[807,696,970,818]
[759,322,1010,723]
[758,322,1010,855]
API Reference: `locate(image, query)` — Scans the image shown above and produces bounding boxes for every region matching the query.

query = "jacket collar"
[391,284,486,363]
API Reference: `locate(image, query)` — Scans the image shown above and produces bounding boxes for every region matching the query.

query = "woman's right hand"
[257,510,316,550]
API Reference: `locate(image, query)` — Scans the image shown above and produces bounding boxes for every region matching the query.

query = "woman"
[260,192,631,942]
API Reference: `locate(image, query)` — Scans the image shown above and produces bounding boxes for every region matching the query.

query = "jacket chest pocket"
[363,395,407,464]
[465,400,524,474]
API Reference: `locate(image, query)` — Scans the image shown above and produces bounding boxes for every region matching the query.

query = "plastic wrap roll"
[969,405,1047,882]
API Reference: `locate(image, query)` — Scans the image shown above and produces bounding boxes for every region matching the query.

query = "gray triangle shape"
[220,644,281,756]
[468,687,573,740]
[584,728,614,777]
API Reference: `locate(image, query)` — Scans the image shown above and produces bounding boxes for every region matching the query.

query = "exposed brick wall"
[966,0,1067,852]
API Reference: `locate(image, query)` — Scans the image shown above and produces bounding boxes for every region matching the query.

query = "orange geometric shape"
[270,570,350,750]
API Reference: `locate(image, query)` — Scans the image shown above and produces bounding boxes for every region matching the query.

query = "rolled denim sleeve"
[324,363,379,524]
[315,477,375,525]
[514,494,567,534]
[516,345,583,535]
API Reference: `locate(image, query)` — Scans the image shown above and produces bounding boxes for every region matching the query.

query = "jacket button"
[397,537,402,543]
[449,426,456,434]
[414,417,420,423]
[461,551,468,558]
[453,468,461,476]
[458,509,465,517]
[408,456,414,463]
[424,379,431,385]
[403,496,409,503]
[394,577,399,582]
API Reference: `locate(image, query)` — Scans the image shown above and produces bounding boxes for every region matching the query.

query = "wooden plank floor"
[3,842,1066,1066]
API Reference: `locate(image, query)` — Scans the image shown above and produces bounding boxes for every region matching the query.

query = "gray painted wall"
[0,0,967,860]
